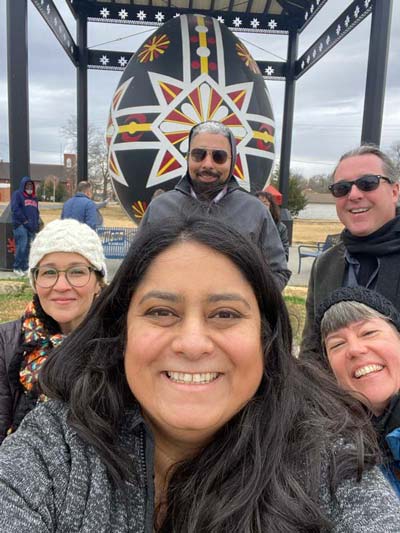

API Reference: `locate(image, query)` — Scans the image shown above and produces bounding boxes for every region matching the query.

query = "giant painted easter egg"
[107,14,275,223]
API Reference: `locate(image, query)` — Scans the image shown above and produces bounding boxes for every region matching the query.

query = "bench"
[96,226,137,259]
[297,234,340,274]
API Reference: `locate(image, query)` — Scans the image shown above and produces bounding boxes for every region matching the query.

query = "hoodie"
[11,176,40,232]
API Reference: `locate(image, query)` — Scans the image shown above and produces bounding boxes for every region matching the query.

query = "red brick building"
[0,154,76,202]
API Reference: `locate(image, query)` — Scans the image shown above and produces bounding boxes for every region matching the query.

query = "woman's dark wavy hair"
[255,190,281,224]
[41,215,378,532]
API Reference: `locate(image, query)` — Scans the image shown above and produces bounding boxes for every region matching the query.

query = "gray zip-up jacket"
[141,175,291,290]
[0,400,399,532]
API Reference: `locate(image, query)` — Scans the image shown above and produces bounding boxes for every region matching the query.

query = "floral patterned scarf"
[19,300,64,402]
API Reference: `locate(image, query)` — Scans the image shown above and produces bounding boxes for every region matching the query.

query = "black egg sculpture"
[107,14,275,223]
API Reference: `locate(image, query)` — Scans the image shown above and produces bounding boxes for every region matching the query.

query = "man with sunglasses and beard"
[140,121,291,290]
[301,144,400,358]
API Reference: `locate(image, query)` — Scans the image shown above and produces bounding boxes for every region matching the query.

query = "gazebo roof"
[66,0,327,33]
[82,0,318,18]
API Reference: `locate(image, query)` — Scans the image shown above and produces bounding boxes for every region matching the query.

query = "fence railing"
[96,226,138,259]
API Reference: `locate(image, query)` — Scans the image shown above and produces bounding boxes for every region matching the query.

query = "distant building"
[303,191,336,204]
[0,154,76,202]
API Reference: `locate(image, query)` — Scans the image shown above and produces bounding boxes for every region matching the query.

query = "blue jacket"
[373,395,400,498]
[11,177,40,232]
[61,192,97,230]
[383,425,400,498]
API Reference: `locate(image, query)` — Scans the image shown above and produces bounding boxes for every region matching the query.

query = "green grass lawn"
[0,282,33,323]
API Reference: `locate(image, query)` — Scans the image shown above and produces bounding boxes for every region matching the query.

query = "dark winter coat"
[276,220,290,260]
[141,175,291,290]
[11,177,40,233]
[0,319,23,443]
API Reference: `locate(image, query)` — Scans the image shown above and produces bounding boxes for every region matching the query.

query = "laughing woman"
[0,217,398,532]
[0,219,106,443]
[313,286,400,497]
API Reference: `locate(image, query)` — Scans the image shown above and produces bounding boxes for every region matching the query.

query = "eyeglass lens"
[329,175,390,198]
[190,148,228,165]
[34,266,93,288]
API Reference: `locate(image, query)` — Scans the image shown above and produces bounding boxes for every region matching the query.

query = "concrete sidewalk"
[287,245,313,287]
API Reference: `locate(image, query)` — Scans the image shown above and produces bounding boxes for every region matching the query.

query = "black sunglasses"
[328,174,393,198]
[189,148,230,165]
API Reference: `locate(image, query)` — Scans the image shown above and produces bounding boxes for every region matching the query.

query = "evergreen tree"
[270,166,308,217]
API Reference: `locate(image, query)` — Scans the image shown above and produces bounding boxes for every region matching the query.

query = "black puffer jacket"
[0,319,23,443]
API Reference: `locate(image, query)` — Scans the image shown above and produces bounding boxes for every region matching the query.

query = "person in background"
[301,144,400,358]
[313,286,400,497]
[0,217,399,531]
[95,196,111,226]
[255,190,289,260]
[61,180,97,230]
[140,120,291,291]
[0,219,107,444]
[11,176,40,277]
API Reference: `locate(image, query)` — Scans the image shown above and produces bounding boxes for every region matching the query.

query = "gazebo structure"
[5,0,393,203]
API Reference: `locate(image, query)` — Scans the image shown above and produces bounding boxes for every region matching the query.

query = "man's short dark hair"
[77,181,92,193]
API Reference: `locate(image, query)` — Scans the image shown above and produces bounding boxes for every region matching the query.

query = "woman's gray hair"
[332,144,398,183]
[320,300,391,344]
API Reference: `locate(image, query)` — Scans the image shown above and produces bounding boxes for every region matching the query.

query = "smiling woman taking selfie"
[313,286,400,497]
[0,219,106,443]
[0,217,398,532]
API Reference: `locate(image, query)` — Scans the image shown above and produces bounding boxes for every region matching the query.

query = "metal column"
[278,28,298,245]
[278,27,298,207]
[77,8,88,182]
[6,0,30,193]
[361,0,393,145]
[1,0,31,269]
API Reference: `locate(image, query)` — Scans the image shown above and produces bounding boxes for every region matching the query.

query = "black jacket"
[0,319,23,443]
[141,175,291,290]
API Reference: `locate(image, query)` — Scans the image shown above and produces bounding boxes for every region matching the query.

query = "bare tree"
[389,141,400,176]
[308,174,331,193]
[60,116,111,200]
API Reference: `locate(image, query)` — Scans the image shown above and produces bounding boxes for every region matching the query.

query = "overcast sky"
[0,0,399,178]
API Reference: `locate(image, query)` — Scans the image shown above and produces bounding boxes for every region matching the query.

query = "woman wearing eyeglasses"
[0,219,107,443]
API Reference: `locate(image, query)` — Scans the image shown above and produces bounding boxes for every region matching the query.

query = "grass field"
[0,284,33,323]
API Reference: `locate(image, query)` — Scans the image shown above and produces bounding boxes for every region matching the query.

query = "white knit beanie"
[29,219,107,288]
